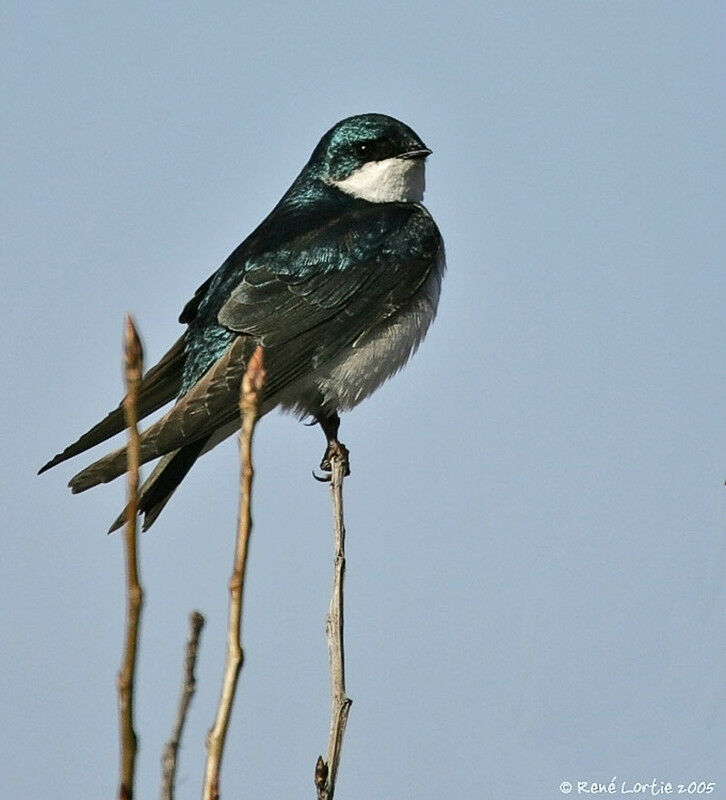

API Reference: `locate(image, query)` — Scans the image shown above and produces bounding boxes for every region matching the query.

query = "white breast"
[279,246,445,417]
[329,157,426,203]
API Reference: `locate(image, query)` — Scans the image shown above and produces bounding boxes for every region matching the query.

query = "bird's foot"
[321,440,350,473]
[313,440,350,481]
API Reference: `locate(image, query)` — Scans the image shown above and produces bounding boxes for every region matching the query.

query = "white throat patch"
[330,157,426,203]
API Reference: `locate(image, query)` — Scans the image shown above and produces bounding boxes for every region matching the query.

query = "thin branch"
[315,456,353,800]
[203,346,266,800]
[161,610,205,800]
[118,315,144,800]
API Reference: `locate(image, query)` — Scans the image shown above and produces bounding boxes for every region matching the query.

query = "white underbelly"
[279,249,444,417]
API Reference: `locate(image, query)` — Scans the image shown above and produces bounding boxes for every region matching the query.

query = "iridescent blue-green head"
[305,113,432,203]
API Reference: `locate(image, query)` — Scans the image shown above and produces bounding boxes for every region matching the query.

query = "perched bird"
[40,113,445,531]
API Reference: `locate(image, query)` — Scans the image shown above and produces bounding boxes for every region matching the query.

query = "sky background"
[2,2,725,798]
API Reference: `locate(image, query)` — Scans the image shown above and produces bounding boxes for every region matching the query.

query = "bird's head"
[309,113,431,204]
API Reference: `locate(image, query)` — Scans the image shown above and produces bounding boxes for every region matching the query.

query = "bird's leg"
[316,412,350,476]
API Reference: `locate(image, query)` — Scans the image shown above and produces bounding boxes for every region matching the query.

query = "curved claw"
[320,442,350,477]
[312,469,332,483]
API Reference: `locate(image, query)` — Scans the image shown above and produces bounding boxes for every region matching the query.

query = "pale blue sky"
[2,2,725,798]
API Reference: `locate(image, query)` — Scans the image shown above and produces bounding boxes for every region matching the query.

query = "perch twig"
[315,455,352,800]
[203,346,266,800]
[161,610,205,800]
[118,315,144,800]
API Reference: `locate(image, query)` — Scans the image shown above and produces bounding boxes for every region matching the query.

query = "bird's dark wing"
[39,335,187,474]
[218,202,442,397]
[179,274,215,324]
[67,203,442,494]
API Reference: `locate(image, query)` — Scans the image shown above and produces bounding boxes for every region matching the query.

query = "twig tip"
[315,756,328,790]
[123,314,144,376]
[190,610,205,629]
[243,345,266,396]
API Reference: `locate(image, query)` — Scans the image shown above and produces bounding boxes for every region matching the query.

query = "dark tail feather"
[108,437,209,533]
[39,335,187,474]
[68,337,248,494]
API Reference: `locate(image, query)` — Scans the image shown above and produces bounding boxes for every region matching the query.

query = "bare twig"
[118,315,144,800]
[161,610,205,800]
[203,346,266,800]
[315,456,353,800]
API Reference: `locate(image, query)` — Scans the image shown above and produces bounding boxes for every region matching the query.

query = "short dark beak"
[401,147,432,160]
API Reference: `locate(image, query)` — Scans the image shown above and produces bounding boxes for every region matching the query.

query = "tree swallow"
[40,113,445,531]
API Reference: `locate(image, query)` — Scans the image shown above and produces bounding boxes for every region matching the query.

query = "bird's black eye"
[354,142,369,156]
